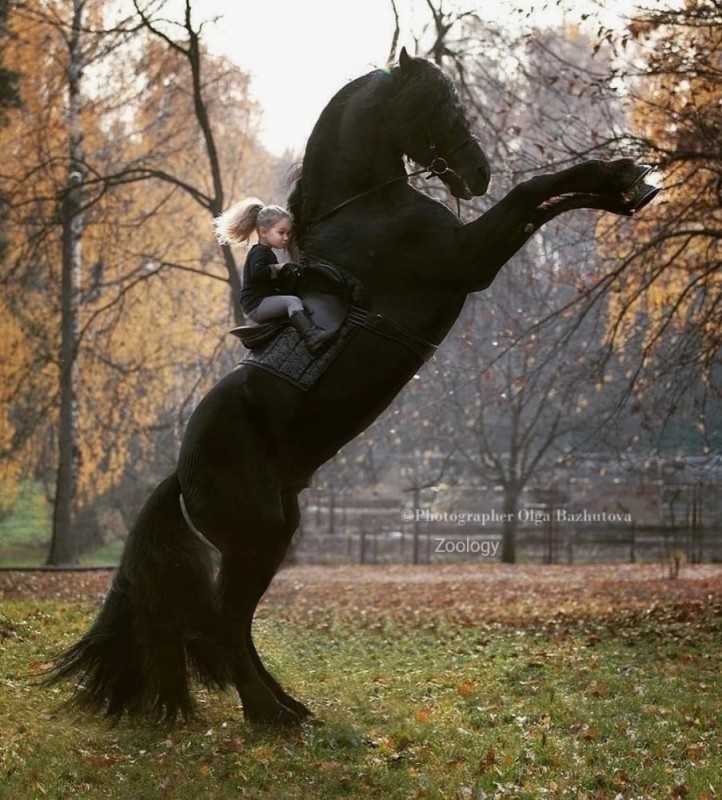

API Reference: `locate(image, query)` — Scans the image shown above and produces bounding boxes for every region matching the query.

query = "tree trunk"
[221,245,243,325]
[187,20,243,324]
[47,0,85,565]
[412,486,421,565]
[501,486,519,564]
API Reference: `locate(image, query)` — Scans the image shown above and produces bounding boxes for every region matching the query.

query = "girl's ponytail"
[213,197,264,245]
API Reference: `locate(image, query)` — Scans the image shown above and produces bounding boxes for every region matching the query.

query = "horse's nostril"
[477,166,491,193]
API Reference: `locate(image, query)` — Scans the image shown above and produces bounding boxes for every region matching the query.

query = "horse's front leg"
[456,158,657,291]
[520,158,655,210]
[525,158,658,223]
[243,491,314,721]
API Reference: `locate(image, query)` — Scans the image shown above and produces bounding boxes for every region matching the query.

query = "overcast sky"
[201,0,637,156]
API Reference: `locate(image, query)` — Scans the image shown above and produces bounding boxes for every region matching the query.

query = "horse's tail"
[45,472,230,725]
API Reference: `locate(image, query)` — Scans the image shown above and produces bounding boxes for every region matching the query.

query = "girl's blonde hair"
[213,197,291,246]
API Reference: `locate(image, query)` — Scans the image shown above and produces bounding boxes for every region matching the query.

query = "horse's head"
[391,48,490,199]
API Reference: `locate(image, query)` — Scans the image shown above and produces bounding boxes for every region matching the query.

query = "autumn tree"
[1,0,92,536]
[454,5,722,460]
[0,0,20,124]
[439,239,615,563]
[0,0,22,513]
[593,0,722,437]
[0,0,276,562]
[47,0,87,564]
[402,14,634,561]
[0,0,20,270]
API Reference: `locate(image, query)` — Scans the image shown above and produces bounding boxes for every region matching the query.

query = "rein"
[308,137,474,230]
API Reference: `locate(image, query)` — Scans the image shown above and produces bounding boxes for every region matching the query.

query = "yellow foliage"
[0,303,29,511]
[0,0,279,512]
[599,1,722,357]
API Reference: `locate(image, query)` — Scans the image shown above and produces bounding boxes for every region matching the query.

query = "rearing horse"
[48,49,657,726]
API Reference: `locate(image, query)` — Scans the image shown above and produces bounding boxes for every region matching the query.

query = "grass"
[1,579,720,800]
[77,539,124,567]
[0,484,52,567]
[0,541,123,570]
[0,482,125,568]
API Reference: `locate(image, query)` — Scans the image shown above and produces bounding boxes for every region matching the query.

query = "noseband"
[425,134,477,179]
[308,136,474,230]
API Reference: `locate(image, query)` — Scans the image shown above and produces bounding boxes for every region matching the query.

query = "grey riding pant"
[246,295,304,323]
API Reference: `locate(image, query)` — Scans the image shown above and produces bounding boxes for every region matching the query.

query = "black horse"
[48,49,657,726]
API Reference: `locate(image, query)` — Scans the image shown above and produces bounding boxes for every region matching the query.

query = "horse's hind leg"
[243,611,313,720]
[243,491,313,720]
[176,367,308,725]
[216,508,304,726]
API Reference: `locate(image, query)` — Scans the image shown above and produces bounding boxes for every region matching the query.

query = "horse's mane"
[288,56,462,242]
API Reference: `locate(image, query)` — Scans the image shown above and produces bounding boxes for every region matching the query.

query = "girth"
[347,307,437,362]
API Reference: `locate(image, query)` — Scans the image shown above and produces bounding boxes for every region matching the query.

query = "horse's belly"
[288,331,423,470]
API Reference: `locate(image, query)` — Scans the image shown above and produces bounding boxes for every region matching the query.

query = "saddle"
[230,261,356,350]
[231,259,437,391]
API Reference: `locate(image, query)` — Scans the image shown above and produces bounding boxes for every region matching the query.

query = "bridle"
[424,134,477,179]
[308,134,476,229]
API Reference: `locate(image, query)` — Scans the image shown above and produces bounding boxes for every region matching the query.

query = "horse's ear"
[399,47,411,70]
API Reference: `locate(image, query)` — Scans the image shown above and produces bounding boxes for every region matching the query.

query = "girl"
[214,198,334,353]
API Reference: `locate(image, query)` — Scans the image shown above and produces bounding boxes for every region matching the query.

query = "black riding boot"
[289,310,335,354]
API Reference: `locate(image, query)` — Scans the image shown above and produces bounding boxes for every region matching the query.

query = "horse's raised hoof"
[622,181,660,214]
[620,164,659,213]
[629,184,660,212]
[628,163,653,190]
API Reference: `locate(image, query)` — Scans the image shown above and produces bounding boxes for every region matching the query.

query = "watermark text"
[434,537,500,557]
[403,507,633,527]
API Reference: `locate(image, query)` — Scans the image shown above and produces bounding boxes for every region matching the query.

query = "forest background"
[0,0,721,566]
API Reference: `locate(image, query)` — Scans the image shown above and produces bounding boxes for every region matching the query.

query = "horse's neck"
[303,77,405,215]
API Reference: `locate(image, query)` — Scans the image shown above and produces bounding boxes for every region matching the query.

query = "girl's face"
[259,216,292,249]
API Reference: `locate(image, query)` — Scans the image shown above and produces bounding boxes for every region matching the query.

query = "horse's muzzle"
[467,154,491,196]
[455,147,491,198]
[445,160,490,199]
[474,163,491,195]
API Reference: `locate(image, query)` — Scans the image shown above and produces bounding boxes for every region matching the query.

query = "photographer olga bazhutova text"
[405,508,633,527]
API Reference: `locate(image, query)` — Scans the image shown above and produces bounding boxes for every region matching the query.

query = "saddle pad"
[240,319,356,390]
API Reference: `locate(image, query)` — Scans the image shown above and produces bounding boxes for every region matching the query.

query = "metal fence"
[294,486,722,566]
[2,477,722,567]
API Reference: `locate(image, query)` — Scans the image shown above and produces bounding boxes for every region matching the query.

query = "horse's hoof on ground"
[284,697,313,719]
[245,703,303,728]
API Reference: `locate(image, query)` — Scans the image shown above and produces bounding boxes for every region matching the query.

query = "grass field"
[0,481,124,568]
[1,564,721,799]
[0,484,53,567]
